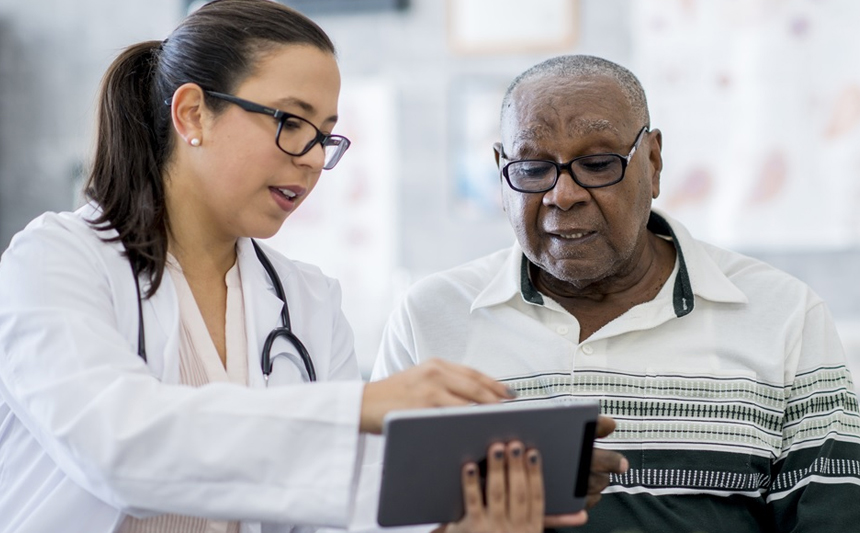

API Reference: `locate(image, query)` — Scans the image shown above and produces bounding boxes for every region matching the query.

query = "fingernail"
[529,451,539,464]
[505,387,518,398]
[511,446,522,458]
[466,464,476,477]
[620,457,630,473]
[494,449,504,460]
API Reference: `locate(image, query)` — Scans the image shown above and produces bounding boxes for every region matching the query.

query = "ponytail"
[86,41,169,297]
[83,0,336,298]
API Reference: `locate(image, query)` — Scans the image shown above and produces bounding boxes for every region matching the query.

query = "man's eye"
[513,162,553,178]
[578,156,617,172]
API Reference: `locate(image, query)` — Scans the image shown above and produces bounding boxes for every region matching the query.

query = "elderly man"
[373,55,860,531]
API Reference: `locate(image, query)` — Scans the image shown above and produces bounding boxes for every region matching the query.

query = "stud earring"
[190,138,201,147]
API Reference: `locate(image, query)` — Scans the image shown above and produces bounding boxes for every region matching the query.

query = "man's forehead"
[510,118,618,145]
[501,74,630,142]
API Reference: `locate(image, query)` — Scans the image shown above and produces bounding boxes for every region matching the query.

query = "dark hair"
[85,0,335,297]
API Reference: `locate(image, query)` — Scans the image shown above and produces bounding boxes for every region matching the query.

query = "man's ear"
[493,142,507,213]
[647,129,663,199]
[169,82,208,146]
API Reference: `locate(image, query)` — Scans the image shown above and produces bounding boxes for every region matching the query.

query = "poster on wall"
[633,0,860,250]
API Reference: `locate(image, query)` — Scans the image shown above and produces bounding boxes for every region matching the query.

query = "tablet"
[377,398,600,527]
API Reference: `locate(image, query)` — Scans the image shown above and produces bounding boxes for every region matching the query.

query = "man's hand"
[587,416,628,510]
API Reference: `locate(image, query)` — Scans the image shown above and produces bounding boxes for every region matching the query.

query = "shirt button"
[557,326,569,335]
[582,345,594,355]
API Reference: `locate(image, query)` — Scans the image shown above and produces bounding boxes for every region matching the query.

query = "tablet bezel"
[377,399,600,527]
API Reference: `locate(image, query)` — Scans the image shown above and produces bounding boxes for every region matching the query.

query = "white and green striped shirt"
[374,209,860,532]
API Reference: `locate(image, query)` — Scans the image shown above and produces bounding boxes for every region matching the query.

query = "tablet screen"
[377,399,600,527]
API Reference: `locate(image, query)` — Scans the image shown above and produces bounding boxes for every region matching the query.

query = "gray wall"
[0,0,180,248]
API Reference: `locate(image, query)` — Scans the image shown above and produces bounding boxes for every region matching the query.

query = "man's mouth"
[552,230,595,240]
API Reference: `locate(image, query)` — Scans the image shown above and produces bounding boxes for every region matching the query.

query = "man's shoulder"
[660,210,818,305]
[692,236,823,309]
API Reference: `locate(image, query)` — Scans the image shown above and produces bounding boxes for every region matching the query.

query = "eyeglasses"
[499,126,650,193]
[205,91,351,170]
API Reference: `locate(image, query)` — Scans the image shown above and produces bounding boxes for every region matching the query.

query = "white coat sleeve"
[0,216,364,528]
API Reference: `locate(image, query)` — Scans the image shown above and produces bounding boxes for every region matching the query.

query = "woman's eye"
[282,118,303,131]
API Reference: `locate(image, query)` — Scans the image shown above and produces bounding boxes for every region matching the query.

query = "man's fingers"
[591,447,628,475]
[585,493,603,510]
[587,471,611,499]
[595,415,616,438]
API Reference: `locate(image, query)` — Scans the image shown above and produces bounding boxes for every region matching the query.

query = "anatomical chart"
[633,0,860,250]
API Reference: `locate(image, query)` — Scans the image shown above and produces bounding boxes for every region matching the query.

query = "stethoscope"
[131,239,317,383]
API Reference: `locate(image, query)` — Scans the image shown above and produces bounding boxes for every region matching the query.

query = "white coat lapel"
[140,271,181,384]
[82,201,181,385]
[237,239,287,389]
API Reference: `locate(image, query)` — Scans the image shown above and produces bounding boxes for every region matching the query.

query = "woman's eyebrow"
[272,96,338,123]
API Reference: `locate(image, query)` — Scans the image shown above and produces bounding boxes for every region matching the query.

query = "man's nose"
[543,169,591,210]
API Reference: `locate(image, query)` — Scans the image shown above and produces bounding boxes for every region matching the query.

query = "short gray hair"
[501,55,650,129]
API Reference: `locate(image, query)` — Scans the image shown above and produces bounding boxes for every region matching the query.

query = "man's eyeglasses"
[205,91,351,170]
[499,126,650,193]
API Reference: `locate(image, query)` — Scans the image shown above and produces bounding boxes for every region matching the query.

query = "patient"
[373,54,860,532]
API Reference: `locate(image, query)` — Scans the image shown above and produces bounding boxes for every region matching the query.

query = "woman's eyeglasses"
[205,91,351,170]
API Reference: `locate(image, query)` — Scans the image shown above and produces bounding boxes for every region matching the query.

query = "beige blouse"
[119,255,248,533]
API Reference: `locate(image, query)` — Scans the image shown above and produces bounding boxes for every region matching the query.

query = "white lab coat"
[0,205,366,533]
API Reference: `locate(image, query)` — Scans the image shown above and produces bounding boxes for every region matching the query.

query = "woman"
[0,1,581,532]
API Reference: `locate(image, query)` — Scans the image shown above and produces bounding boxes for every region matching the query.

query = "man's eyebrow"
[272,96,338,123]
[512,125,553,147]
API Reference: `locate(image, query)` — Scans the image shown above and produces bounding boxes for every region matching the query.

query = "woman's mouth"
[269,186,299,212]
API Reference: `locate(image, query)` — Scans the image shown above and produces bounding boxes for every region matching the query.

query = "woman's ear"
[170,82,207,147]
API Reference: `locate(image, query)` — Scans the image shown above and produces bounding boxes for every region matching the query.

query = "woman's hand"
[360,359,514,434]
[435,441,587,533]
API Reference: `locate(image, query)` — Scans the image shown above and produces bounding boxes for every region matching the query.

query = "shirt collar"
[471,209,747,315]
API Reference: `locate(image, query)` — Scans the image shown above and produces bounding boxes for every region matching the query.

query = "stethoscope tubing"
[131,240,316,382]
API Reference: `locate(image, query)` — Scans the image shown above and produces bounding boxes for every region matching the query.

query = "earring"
[190,138,201,147]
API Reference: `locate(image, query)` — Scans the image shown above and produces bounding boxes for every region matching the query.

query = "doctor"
[0,1,572,532]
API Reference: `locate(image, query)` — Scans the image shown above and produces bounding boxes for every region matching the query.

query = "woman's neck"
[165,176,238,281]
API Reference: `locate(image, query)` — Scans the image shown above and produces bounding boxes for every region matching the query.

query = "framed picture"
[447,0,578,55]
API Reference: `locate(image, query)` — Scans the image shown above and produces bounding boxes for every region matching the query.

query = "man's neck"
[533,232,677,340]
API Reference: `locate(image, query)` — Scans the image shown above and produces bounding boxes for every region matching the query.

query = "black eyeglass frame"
[204,90,351,170]
[499,125,650,193]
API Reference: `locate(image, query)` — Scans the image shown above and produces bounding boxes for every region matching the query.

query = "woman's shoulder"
[8,206,109,249]
[1,205,124,276]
